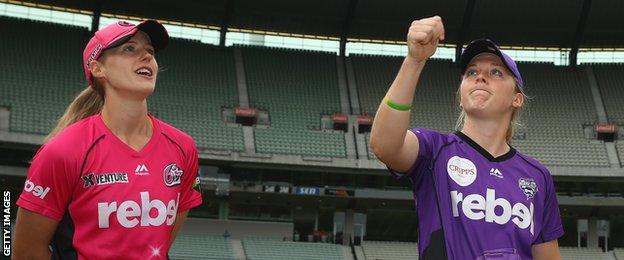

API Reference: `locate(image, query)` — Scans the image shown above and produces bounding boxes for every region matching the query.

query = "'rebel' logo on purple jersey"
[451,188,535,235]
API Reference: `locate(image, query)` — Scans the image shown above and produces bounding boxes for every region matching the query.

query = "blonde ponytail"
[45,82,104,142]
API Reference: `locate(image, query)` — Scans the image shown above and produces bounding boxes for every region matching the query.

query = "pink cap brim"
[83,20,168,85]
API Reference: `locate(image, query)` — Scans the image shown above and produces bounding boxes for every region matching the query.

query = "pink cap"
[82,20,169,85]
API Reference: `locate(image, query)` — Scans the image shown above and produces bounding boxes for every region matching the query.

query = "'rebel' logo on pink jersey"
[97,192,179,228]
[23,179,51,199]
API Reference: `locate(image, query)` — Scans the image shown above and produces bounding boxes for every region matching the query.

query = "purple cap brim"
[459,38,524,90]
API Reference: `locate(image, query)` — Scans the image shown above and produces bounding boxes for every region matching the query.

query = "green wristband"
[385,97,412,111]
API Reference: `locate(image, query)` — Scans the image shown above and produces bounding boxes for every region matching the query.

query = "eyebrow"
[466,62,505,69]
[123,40,154,50]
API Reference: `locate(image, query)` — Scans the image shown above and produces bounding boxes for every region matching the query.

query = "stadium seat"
[361,240,419,260]
[242,46,346,157]
[0,17,89,135]
[169,233,236,260]
[592,64,624,123]
[242,236,343,260]
[558,246,608,260]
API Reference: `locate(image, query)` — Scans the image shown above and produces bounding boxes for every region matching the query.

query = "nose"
[139,48,154,62]
[475,71,487,84]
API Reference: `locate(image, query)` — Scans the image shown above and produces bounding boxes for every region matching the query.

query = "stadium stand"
[242,236,344,260]
[592,64,624,166]
[351,55,459,133]
[151,40,244,151]
[0,17,89,134]
[614,247,624,260]
[618,141,624,167]
[365,132,375,159]
[592,64,624,123]
[352,54,609,167]
[1,18,615,165]
[352,55,458,160]
[558,246,608,260]
[242,46,346,157]
[169,234,236,260]
[511,63,609,167]
[361,240,419,260]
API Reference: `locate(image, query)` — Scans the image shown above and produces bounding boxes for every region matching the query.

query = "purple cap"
[459,38,524,90]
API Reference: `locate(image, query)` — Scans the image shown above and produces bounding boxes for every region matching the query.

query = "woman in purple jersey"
[370,16,562,259]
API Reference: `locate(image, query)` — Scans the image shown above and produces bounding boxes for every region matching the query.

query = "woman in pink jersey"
[370,16,562,259]
[13,20,203,259]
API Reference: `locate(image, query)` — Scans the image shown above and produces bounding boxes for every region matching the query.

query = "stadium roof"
[17,0,624,49]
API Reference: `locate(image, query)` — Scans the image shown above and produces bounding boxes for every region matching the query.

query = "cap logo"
[87,43,102,65]
[117,21,134,27]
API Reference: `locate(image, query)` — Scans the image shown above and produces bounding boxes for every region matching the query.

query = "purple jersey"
[390,128,564,260]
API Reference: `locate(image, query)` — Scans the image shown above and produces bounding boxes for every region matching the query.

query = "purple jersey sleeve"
[534,168,564,244]
[387,128,441,179]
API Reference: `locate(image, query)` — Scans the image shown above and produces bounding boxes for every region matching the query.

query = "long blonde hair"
[454,81,527,144]
[45,81,105,142]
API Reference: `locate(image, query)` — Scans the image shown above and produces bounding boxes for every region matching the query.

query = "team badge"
[518,178,538,199]
[163,163,183,187]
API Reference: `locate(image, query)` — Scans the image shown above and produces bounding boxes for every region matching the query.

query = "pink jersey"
[17,114,203,259]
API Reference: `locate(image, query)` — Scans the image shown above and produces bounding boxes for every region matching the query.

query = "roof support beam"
[570,0,592,66]
[340,0,358,57]
[90,0,103,33]
[220,0,236,47]
[455,0,476,63]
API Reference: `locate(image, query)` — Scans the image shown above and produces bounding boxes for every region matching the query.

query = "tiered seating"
[592,64,624,122]
[352,55,460,161]
[151,40,244,151]
[511,63,608,167]
[618,141,624,167]
[361,241,419,260]
[353,55,458,160]
[242,236,343,260]
[614,247,624,260]
[169,234,235,260]
[559,246,607,260]
[351,55,459,133]
[243,47,346,157]
[0,17,89,134]
[592,64,624,166]
[365,132,375,159]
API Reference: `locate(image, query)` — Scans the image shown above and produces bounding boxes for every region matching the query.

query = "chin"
[133,83,155,98]
[466,101,489,111]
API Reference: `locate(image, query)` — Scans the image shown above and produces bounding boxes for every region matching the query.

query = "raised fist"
[406,16,445,62]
